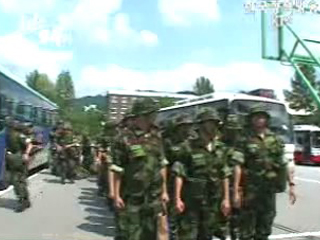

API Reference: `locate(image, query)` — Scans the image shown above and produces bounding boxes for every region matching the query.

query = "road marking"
[0,170,43,197]
[296,177,320,184]
[269,231,320,239]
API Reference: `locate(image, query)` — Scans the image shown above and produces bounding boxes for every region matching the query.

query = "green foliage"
[158,97,176,108]
[193,76,214,96]
[284,64,319,112]
[55,70,75,109]
[26,70,56,102]
[65,108,104,137]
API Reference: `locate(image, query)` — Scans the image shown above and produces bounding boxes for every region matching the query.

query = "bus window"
[41,109,47,124]
[231,100,294,144]
[16,102,25,116]
[199,99,229,121]
[6,99,14,116]
[24,104,32,121]
[311,132,320,148]
[0,94,5,117]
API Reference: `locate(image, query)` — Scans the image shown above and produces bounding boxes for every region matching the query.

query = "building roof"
[106,90,196,99]
[294,125,320,132]
[0,64,58,108]
[160,91,285,112]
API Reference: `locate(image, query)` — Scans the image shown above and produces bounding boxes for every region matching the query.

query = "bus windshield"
[311,131,320,148]
[231,100,294,144]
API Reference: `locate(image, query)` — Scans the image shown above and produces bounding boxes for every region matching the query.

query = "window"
[41,109,47,124]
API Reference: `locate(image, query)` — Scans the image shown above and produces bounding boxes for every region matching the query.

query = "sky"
[0,0,319,99]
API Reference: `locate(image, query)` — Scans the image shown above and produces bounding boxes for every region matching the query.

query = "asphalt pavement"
[0,165,319,240]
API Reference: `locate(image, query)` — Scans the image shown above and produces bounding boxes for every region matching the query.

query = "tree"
[193,76,214,96]
[26,70,56,102]
[55,70,75,111]
[284,64,319,112]
[158,97,176,108]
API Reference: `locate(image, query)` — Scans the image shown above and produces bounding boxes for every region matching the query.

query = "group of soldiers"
[4,118,42,212]
[3,98,297,239]
[103,98,297,240]
[49,121,115,208]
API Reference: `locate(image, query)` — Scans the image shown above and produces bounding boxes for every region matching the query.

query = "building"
[106,90,196,122]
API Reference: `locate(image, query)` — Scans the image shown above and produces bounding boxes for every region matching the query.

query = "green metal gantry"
[261,3,320,109]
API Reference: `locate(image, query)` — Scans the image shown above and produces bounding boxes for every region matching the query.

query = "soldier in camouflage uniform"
[221,114,245,240]
[56,123,77,184]
[161,114,194,240]
[239,105,296,240]
[111,113,138,240]
[82,135,94,173]
[172,108,231,240]
[5,118,32,212]
[111,99,169,240]
[50,123,63,176]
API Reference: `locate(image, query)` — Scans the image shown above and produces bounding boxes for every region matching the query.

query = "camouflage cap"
[175,113,193,126]
[196,108,221,123]
[23,122,33,128]
[225,114,242,129]
[130,98,159,116]
[63,122,72,130]
[248,104,270,119]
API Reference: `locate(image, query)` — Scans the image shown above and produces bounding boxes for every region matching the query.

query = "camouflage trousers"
[82,153,94,172]
[97,162,108,196]
[116,199,162,240]
[59,158,76,181]
[6,153,29,203]
[176,197,227,240]
[239,188,276,240]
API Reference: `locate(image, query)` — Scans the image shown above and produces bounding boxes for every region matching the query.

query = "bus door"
[294,131,311,164]
[310,131,320,164]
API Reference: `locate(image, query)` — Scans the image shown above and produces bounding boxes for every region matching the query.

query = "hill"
[72,95,106,111]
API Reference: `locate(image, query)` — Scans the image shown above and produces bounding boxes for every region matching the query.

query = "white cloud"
[0,0,55,13]
[78,62,293,97]
[158,0,220,26]
[0,33,72,80]
[140,30,159,46]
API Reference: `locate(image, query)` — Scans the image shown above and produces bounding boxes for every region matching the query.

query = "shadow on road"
[0,197,18,211]
[77,186,115,237]
[43,178,63,184]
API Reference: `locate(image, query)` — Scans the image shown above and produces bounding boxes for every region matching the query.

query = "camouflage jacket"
[242,129,286,191]
[111,127,168,199]
[172,136,230,196]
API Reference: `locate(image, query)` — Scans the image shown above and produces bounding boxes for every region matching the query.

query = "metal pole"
[285,24,320,67]
[261,11,267,59]
[278,7,284,59]
[283,51,320,109]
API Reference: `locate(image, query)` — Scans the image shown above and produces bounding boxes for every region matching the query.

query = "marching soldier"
[56,122,77,184]
[5,118,32,212]
[111,99,169,240]
[172,108,231,240]
[239,105,296,240]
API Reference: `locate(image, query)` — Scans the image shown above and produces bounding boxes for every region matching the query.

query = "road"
[0,165,319,240]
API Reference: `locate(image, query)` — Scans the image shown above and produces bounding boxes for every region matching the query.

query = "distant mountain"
[72,95,106,111]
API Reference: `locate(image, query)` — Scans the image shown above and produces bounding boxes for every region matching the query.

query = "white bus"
[294,125,320,165]
[157,92,295,169]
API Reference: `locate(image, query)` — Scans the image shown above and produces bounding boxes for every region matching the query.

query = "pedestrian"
[5,118,32,212]
[172,108,231,240]
[239,105,297,240]
[111,99,169,240]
